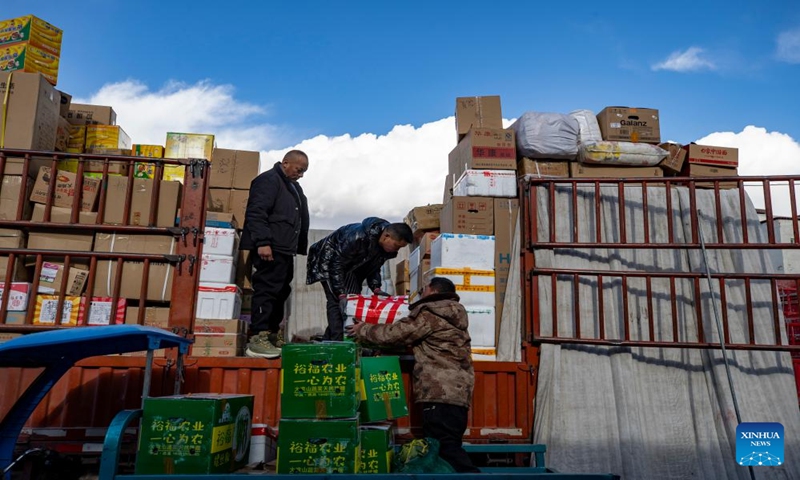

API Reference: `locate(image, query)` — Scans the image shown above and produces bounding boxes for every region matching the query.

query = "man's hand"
[257,245,274,261]
[345,320,365,337]
[373,288,391,297]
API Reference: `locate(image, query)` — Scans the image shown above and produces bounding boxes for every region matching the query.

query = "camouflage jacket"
[355,292,474,408]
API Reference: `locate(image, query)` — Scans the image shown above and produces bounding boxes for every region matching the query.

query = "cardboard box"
[494,198,519,336]
[93,233,177,302]
[0,282,30,311]
[229,190,249,227]
[395,259,410,285]
[0,331,23,341]
[0,229,27,281]
[54,116,70,151]
[102,177,180,227]
[235,250,252,291]
[440,196,493,235]
[67,125,86,151]
[199,254,236,284]
[163,132,214,182]
[453,169,517,198]
[56,89,71,117]
[193,333,246,349]
[443,172,454,203]
[0,43,60,85]
[28,231,93,253]
[196,283,242,319]
[422,267,495,307]
[194,318,247,335]
[125,306,170,327]
[517,158,570,178]
[569,163,663,178]
[359,426,393,474]
[455,96,503,141]
[33,294,80,325]
[416,232,440,258]
[686,164,739,189]
[596,107,660,143]
[277,418,359,474]
[0,175,32,221]
[658,143,686,173]
[280,342,359,419]
[136,394,254,475]
[190,345,242,357]
[30,167,101,212]
[464,306,496,348]
[0,15,63,55]
[79,297,126,325]
[431,233,495,271]
[31,204,97,224]
[232,150,260,190]
[684,143,739,168]
[206,212,239,229]
[66,103,116,126]
[204,228,238,256]
[132,144,164,158]
[405,204,443,235]
[57,157,129,175]
[208,188,230,212]
[0,72,60,150]
[359,356,409,422]
[85,125,131,152]
[1,157,26,176]
[210,148,235,188]
[448,128,516,179]
[409,257,431,303]
[37,261,88,295]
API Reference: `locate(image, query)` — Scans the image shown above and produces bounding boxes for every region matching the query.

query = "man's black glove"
[372,288,391,297]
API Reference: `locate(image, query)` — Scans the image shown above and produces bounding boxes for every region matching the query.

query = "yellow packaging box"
[132,145,165,179]
[34,295,81,326]
[163,133,214,182]
[86,125,131,152]
[0,15,63,55]
[67,125,86,151]
[0,43,60,85]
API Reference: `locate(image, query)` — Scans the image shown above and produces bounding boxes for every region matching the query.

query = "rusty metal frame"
[521,175,800,352]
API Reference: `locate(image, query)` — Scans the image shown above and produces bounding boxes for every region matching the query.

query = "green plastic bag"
[393,438,455,474]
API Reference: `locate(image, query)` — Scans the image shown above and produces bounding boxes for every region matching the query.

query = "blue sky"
[7,1,800,227]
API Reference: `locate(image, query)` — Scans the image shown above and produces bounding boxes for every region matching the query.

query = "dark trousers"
[322,281,347,341]
[422,402,479,473]
[250,251,294,335]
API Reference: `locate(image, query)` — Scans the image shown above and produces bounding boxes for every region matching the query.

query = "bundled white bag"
[579,141,668,166]
[510,112,579,160]
[569,109,603,144]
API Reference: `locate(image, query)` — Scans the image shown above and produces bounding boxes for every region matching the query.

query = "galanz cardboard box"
[597,107,660,143]
[280,342,359,419]
[135,394,254,475]
[277,418,359,474]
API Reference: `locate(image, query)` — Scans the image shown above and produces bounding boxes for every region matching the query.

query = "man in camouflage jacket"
[347,277,479,473]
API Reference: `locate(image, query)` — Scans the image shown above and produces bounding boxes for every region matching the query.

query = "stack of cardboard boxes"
[0,15,62,85]
[276,343,404,474]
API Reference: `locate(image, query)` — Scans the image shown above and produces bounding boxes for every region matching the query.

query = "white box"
[203,227,239,256]
[0,283,30,311]
[431,233,495,270]
[453,170,517,198]
[196,283,242,319]
[465,306,496,347]
[423,267,495,307]
[199,254,236,284]
[408,246,421,274]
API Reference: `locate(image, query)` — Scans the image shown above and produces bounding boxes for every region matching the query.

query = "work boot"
[245,332,281,359]
[268,329,286,348]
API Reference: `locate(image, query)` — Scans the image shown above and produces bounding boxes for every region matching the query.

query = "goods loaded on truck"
[1,13,800,479]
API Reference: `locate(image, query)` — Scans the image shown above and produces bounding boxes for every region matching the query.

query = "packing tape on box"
[382,392,394,420]
[0,71,11,148]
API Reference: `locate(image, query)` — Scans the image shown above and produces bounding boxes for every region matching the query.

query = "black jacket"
[239,162,309,255]
[306,217,396,296]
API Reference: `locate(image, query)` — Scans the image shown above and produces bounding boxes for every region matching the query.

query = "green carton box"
[136,394,254,475]
[277,418,360,474]
[359,356,409,422]
[281,342,360,419]
[359,425,394,474]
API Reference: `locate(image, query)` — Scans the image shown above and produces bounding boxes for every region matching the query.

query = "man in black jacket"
[240,150,310,358]
[306,217,413,340]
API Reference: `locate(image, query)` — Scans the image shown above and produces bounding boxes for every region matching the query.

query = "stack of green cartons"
[357,356,409,474]
[277,342,361,474]
[135,394,254,475]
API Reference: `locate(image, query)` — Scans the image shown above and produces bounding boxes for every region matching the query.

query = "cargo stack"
[0,15,62,85]
[403,205,442,301]
[660,142,740,187]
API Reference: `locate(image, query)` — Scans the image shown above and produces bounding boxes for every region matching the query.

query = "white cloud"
[75,79,285,151]
[776,27,800,63]
[652,47,716,72]
[696,126,800,217]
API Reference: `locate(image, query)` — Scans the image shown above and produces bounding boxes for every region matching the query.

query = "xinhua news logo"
[736,422,784,467]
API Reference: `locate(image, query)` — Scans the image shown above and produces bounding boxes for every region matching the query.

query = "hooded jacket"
[354,292,474,408]
[306,217,397,295]
[240,162,309,255]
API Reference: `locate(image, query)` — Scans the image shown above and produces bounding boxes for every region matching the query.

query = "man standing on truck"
[346,277,479,473]
[306,217,413,341]
[240,150,310,359]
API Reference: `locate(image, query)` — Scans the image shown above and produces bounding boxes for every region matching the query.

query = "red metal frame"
[521,175,800,353]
